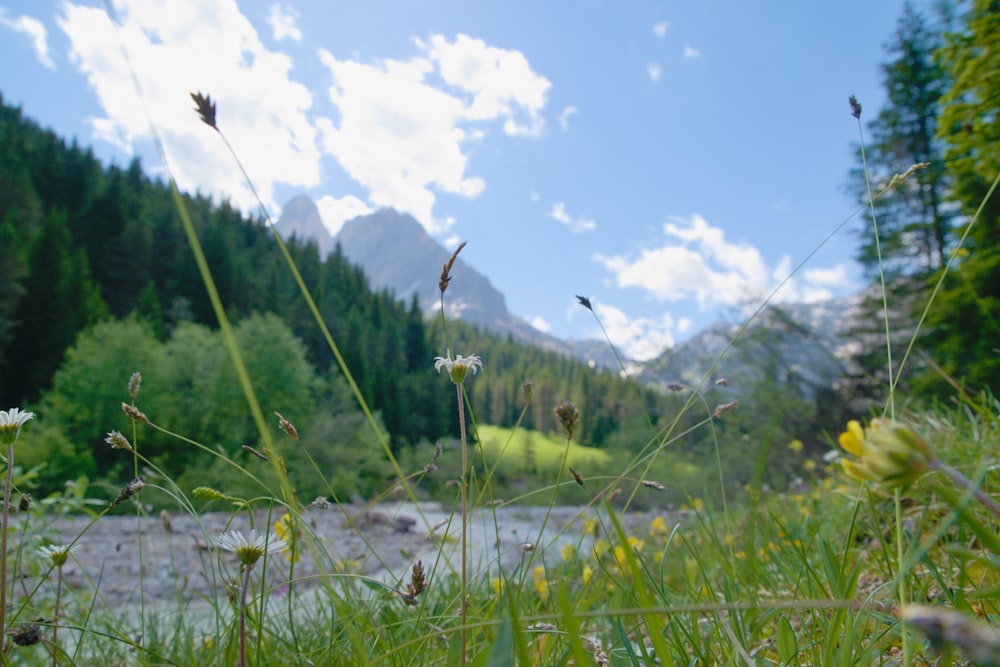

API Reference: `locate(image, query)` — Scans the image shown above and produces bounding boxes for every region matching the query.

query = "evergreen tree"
[922,0,1000,392]
[846,3,955,399]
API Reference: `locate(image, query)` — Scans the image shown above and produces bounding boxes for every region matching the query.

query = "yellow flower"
[838,418,935,488]
[788,439,804,452]
[649,516,669,537]
[490,577,502,595]
[582,564,593,585]
[561,543,576,562]
[274,513,301,563]
[532,565,549,600]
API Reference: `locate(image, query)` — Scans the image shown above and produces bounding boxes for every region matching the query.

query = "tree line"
[848,0,1000,396]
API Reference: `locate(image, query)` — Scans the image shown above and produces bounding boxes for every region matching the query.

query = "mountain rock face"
[334,208,508,328]
[275,201,596,359]
[276,195,335,257]
[637,295,862,400]
[276,196,866,394]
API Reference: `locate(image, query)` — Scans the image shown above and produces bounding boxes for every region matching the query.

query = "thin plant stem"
[0,441,13,657]
[894,488,911,666]
[455,382,468,667]
[239,565,252,667]
[51,566,63,667]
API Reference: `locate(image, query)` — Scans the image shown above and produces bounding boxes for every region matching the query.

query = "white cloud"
[57,0,321,216]
[530,316,551,333]
[267,3,301,42]
[317,34,550,233]
[596,214,854,311]
[550,202,596,233]
[593,303,676,361]
[557,105,578,131]
[646,61,662,83]
[653,22,669,39]
[316,194,371,236]
[682,44,701,60]
[803,264,848,286]
[0,8,56,69]
[424,34,550,136]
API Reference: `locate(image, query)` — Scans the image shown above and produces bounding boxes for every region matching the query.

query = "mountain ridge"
[277,196,862,398]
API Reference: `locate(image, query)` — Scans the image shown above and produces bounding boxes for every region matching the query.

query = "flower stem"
[456,383,468,667]
[0,442,13,656]
[895,489,911,666]
[239,565,252,667]
[52,566,63,667]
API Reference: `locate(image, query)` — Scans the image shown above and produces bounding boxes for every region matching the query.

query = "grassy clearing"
[475,424,612,469]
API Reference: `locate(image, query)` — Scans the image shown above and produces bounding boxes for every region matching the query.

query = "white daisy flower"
[217,529,287,567]
[433,350,483,385]
[0,408,35,445]
[38,544,78,568]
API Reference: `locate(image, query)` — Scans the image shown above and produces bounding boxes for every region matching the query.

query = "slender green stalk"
[51,566,63,667]
[455,382,468,667]
[0,441,12,657]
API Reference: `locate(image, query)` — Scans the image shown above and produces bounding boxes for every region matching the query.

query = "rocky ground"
[23,501,679,614]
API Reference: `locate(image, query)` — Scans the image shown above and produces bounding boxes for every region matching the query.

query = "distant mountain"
[276,195,335,257]
[276,197,867,393]
[275,200,620,364]
[637,295,862,400]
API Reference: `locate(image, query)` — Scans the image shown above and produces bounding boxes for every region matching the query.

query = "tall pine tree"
[922,0,1000,392]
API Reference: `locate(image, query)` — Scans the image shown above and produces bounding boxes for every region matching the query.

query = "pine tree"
[921,0,1000,392]
[852,2,954,279]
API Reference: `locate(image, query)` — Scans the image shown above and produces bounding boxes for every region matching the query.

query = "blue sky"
[0,1,927,360]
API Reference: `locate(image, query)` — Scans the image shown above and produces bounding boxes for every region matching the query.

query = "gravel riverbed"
[30,501,681,614]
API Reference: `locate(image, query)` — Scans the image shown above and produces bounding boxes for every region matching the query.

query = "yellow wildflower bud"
[838,418,935,488]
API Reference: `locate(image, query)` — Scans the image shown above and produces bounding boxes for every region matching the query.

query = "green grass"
[475,424,612,469]
[3,25,997,664]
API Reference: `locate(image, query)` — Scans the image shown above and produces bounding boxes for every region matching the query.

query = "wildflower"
[128,371,141,400]
[554,400,580,441]
[274,411,298,440]
[274,512,300,563]
[439,241,467,294]
[217,529,287,567]
[849,95,862,119]
[121,402,150,425]
[8,623,42,647]
[190,91,218,129]
[0,408,34,445]
[38,544,77,568]
[490,577,502,595]
[788,439,804,452]
[582,564,593,585]
[561,543,576,562]
[838,418,935,488]
[650,516,670,538]
[434,350,483,385]
[401,560,426,605]
[193,486,225,501]
[532,565,549,600]
[105,431,133,453]
[111,475,146,507]
[712,399,739,418]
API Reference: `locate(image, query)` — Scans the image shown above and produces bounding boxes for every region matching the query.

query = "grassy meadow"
[2,29,1000,667]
